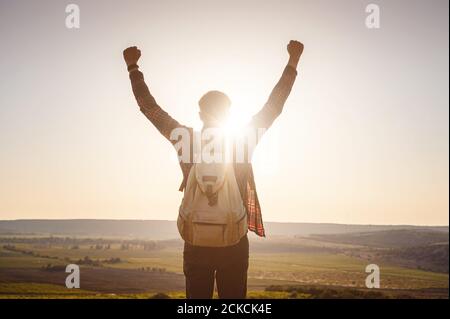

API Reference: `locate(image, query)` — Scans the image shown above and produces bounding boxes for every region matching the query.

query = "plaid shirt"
[129,65,297,237]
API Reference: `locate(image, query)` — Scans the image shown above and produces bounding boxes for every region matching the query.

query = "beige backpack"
[177,159,248,247]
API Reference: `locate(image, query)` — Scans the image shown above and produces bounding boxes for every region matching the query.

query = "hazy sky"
[0,0,448,226]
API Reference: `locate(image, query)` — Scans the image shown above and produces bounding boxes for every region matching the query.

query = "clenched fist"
[123,46,141,67]
[287,40,304,60]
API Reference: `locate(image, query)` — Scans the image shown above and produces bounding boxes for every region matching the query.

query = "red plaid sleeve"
[129,69,190,143]
[250,65,297,133]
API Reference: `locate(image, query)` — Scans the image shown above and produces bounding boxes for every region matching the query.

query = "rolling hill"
[0,219,447,239]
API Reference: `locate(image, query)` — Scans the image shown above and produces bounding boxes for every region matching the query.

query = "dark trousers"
[183,235,249,299]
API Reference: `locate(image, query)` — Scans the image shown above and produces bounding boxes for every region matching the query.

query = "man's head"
[198,91,231,127]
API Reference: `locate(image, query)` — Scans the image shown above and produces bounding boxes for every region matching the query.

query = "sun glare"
[223,105,254,137]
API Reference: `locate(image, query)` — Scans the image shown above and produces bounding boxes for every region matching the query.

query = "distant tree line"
[0,237,164,251]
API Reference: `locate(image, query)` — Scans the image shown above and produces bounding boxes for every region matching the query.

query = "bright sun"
[223,106,254,137]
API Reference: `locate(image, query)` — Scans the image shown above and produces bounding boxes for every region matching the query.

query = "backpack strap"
[194,162,227,206]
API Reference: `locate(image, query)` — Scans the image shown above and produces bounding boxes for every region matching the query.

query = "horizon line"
[0,218,448,228]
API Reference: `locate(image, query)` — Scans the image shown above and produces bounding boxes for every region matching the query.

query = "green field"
[0,236,448,299]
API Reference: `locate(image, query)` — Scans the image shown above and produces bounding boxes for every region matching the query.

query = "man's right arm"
[250,40,304,132]
[124,46,189,142]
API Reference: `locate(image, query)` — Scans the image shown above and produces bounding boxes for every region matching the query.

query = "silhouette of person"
[123,40,304,298]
